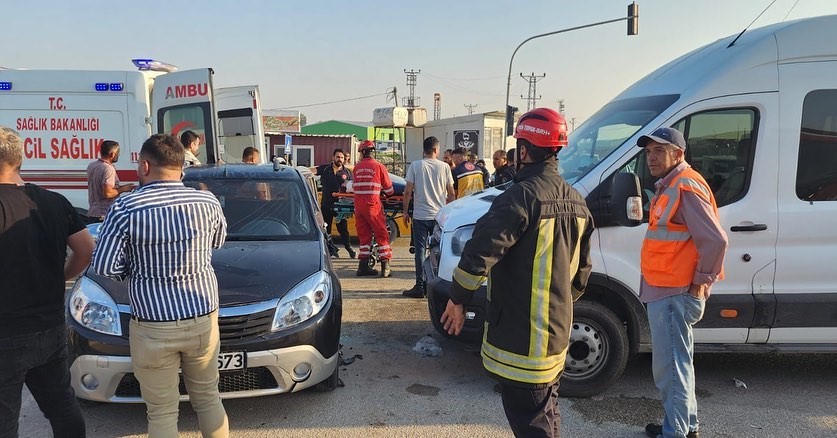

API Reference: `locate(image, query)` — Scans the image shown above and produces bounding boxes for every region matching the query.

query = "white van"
[0,60,266,214]
[425,15,837,397]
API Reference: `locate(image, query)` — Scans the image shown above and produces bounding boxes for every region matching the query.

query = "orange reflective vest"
[641,167,723,287]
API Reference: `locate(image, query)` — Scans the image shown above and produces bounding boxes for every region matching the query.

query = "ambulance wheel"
[560,300,629,398]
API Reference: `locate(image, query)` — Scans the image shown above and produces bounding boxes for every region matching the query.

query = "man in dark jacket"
[441,108,594,437]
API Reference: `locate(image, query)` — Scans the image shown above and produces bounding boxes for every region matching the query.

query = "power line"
[272,92,388,110]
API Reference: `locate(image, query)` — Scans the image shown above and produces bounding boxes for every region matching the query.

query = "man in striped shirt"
[92,134,229,438]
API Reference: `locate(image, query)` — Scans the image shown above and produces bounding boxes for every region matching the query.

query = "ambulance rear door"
[215,85,266,163]
[151,69,219,163]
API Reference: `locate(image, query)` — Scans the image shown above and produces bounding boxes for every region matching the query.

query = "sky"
[4,0,837,127]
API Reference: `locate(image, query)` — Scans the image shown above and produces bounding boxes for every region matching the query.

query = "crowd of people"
[0,107,726,438]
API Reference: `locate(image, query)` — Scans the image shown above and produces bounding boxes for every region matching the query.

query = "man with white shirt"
[402,136,455,298]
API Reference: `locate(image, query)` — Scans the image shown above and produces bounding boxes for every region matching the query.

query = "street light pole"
[503,4,639,149]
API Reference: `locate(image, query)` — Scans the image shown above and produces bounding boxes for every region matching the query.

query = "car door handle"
[730,223,768,232]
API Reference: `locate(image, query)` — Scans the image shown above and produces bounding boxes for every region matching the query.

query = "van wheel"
[314,365,340,392]
[560,301,629,398]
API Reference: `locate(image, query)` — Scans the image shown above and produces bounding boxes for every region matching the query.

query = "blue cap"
[637,127,687,151]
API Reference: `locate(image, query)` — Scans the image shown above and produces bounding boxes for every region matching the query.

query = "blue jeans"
[411,219,436,284]
[647,293,705,438]
[0,324,85,438]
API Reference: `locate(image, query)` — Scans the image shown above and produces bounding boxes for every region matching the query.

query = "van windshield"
[558,94,680,183]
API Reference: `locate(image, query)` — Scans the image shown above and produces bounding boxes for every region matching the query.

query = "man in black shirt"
[313,148,356,258]
[0,126,95,438]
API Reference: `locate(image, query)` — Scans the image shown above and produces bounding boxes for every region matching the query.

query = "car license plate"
[217,352,246,371]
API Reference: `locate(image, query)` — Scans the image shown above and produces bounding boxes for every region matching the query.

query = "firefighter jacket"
[641,166,723,287]
[450,159,594,388]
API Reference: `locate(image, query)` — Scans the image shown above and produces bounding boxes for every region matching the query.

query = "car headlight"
[272,271,332,331]
[68,277,122,336]
[450,225,475,256]
[430,223,442,248]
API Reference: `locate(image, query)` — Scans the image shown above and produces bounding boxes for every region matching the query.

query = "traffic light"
[628,2,639,36]
[506,105,518,136]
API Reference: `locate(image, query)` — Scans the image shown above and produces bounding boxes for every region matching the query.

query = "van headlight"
[68,277,123,336]
[450,225,475,256]
[272,271,332,331]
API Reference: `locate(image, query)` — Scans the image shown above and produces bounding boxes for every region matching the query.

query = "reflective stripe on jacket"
[450,160,594,388]
[641,166,722,287]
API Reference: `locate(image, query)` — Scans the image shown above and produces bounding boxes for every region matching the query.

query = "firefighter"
[441,108,595,437]
[353,140,394,277]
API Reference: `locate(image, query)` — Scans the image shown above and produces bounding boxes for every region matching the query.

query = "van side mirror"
[610,172,644,227]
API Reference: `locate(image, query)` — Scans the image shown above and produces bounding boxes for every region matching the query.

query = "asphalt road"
[19,239,837,437]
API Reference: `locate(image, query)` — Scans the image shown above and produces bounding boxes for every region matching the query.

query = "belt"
[132,310,213,323]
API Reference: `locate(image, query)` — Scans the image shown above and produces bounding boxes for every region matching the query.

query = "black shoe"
[402,284,424,298]
[347,248,357,259]
[356,259,378,277]
[380,260,391,278]
[645,423,699,438]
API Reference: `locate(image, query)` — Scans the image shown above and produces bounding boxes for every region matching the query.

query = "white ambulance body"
[0,60,265,214]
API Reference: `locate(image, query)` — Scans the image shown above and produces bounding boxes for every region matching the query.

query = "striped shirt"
[92,180,227,321]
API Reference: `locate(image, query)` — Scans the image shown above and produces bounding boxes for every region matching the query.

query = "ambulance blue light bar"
[0,82,11,91]
[95,83,125,92]
[131,59,178,73]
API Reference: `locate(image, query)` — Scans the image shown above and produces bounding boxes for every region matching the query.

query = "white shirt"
[406,158,454,221]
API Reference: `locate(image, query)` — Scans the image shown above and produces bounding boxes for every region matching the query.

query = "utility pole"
[402,69,421,109]
[570,117,576,131]
[520,72,546,111]
[558,99,566,115]
[433,93,442,120]
[464,104,478,115]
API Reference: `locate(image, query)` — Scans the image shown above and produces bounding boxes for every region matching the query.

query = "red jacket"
[352,157,393,203]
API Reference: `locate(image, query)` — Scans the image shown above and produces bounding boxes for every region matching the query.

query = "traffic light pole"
[503,4,638,150]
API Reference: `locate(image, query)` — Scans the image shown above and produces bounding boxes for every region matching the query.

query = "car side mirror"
[610,172,644,227]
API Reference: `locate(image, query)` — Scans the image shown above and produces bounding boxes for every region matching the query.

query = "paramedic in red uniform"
[352,140,394,277]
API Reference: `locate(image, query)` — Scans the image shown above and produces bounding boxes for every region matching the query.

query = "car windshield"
[557,94,680,183]
[184,178,317,241]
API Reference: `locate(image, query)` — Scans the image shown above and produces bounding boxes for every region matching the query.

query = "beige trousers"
[129,311,229,438]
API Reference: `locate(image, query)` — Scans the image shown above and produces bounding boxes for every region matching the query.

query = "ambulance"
[0,59,266,215]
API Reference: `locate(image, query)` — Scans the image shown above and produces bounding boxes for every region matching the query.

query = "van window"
[591,107,757,227]
[673,108,757,206]
[559,94,679,184]
[796,90,837,201]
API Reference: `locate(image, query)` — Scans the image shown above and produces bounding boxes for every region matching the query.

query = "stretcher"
[331,192,405,222]
[330,192,414,268]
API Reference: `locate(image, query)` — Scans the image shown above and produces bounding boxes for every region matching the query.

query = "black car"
[66,164,342,402]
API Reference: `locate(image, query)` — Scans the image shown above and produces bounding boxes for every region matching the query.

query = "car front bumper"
[70,344,339,403]
[423,255,486,345]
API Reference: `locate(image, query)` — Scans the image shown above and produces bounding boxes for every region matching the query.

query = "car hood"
[86,240,324,306]
[436,187,504,231]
